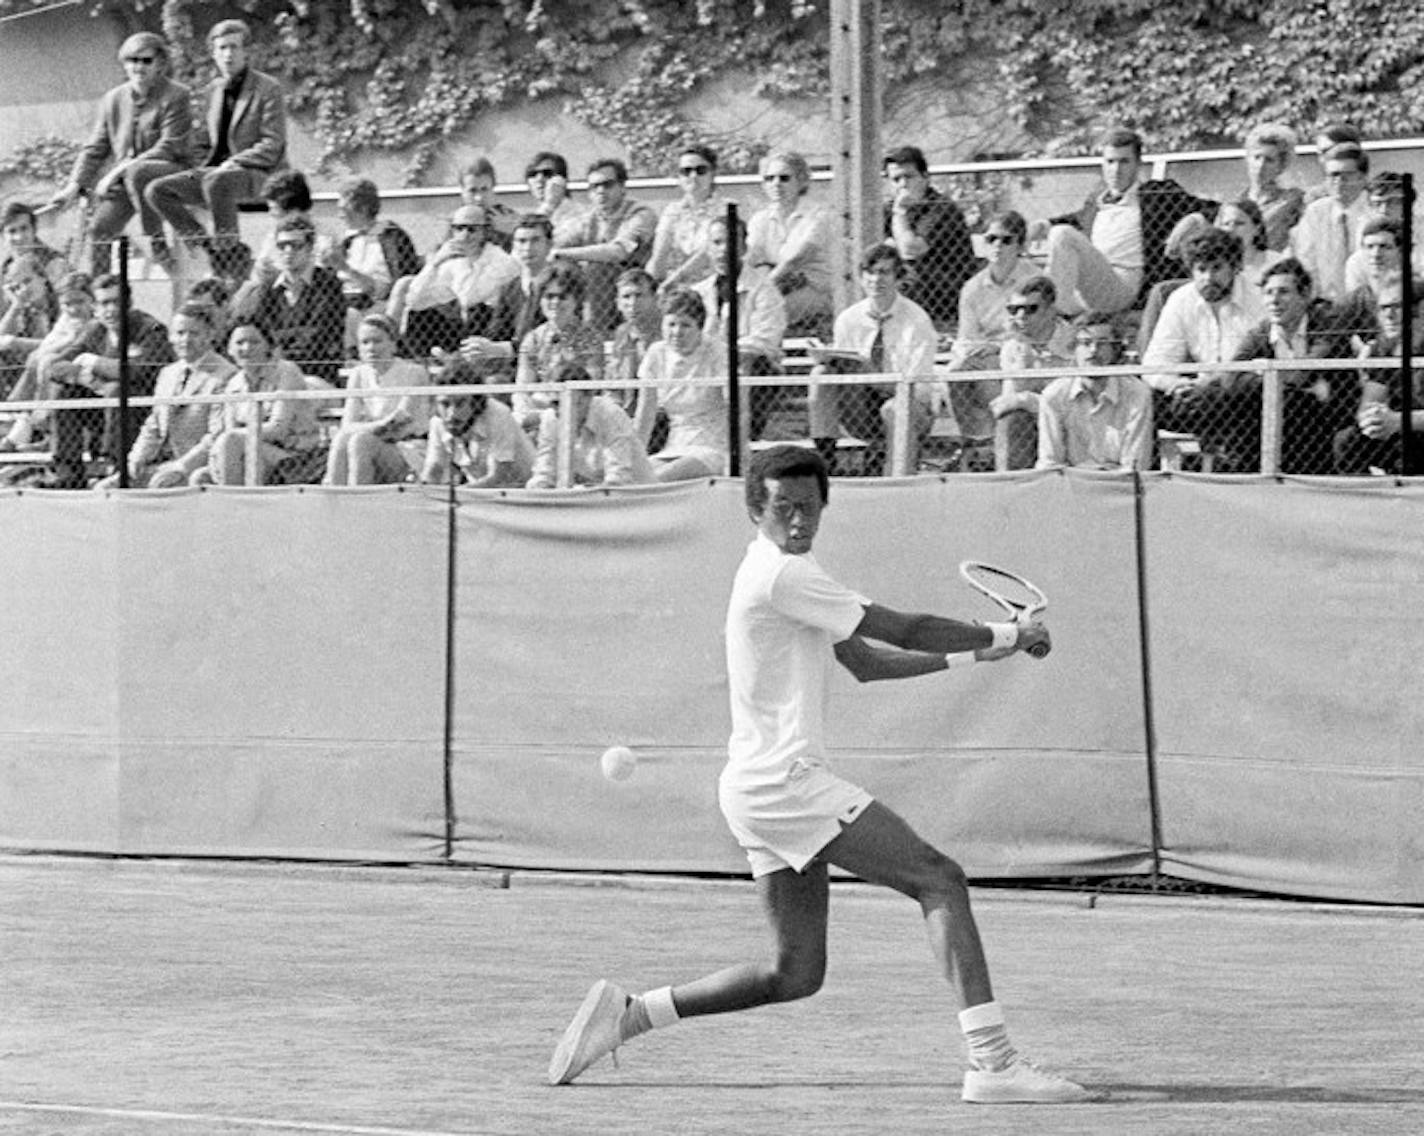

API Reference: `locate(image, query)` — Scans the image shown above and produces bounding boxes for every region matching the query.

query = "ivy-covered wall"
[0,0,1421,192]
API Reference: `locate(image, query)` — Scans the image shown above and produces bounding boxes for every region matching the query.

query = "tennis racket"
[959,560,1050,658]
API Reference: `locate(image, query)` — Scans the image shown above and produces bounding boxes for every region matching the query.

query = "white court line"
[0,1100,484,1136]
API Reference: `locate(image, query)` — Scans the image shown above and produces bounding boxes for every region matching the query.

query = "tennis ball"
[600,745,638,782]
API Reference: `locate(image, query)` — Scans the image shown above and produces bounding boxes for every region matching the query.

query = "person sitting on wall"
[882,144,976,330]
[646,143,734,292]
[458,156,522,250]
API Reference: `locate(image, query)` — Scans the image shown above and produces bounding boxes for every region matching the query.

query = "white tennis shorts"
[718,759,874,878]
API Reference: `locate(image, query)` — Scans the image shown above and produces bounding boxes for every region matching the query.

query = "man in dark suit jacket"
[231,217,345,385]
[146,19,287,265]
[1182,257,1356,473]
[883,145,976,328]
[1039,126,1217,316]
[47,32,192,275]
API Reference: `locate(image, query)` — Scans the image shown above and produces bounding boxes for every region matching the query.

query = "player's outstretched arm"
[852,602,1050,660]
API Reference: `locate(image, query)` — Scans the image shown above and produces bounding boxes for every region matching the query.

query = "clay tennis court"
[3,856,1422,1135]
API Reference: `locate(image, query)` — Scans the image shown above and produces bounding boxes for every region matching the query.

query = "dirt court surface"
[2,855,1422,1136]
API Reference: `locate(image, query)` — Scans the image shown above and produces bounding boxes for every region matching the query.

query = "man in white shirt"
[1291,144,1372,303]
[419,357,534,489]
[526,364,654,488]
[398,205,519,335]
[808,245,938,476]
[991,275,1076,470]
[549,443,1094,1104]
[1036,313,1154,470]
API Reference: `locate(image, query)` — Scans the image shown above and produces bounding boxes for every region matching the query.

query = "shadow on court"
[2,856,1422,1136]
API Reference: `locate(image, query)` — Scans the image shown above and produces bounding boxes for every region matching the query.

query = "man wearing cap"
[48,33,193,275]
[146,19,287,269]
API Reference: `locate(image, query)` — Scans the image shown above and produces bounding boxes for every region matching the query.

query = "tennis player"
[550,444,1094,1103]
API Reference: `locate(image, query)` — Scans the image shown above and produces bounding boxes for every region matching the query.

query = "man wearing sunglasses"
[991,276,1075,469]
[394,204,519,357]
[550,158,657,334]
[48,33,193,277]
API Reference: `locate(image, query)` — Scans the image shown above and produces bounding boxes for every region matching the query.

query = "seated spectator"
[1214,199,1281,301]
[941,210,1042,439]
[461,213,559,373]
[694,213,787,439]
[184,274,236,344]
[0,255,57,394]
[145,19,286,276]
[746,150,836,334]
[1290,142,1371,302]
[550,157,657,334]
[121,303,236,488]
[198,320,323,485]
[647,144,732,291]
[1357,171,1424,276]
[527,361,654,489]
[1183,257,1355,472]
[992,274,1075,470]
[420,355,534,488]
[1240,122,1305,252]
[46,33,192,275]
[1,200,71,310]
[0,271,106,457]
[513,263,604,431]
[1303,122,1364,204]
[882,144,975,328]
[325,313,430,485]
[1035,313,1154,470]
[606,268,664,419]
[807,244,938,477]
[231,215,345,385]
[248,170,337,280]
[1333,277,1424,476]
[1338,217,1404,338]
[42,272,173,486]
[634,288,728,481]
[458,157,522,249]
[390,204,519,359]
[1038,125,1217,315]
[522,151,580,244]
[330,177,420,315]
[1142,229,1266,418]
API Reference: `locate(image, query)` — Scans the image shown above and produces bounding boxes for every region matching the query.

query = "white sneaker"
[548,979,627,1085]
[962,1059,1098,1103]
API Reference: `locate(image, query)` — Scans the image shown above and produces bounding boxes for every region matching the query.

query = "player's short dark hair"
[746,444,830,512]
[883,145,928,175]
[1184,227,1243,270]
[1260,256,1312,295]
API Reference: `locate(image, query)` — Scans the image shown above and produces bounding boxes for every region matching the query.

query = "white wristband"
[944,652,975,669]
[986,622,1018,650]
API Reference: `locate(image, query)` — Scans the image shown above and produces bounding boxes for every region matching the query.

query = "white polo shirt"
[724,533,868,790]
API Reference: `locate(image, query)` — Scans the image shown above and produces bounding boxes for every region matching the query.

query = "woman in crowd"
[1214,198,1280,299]
[201,321,323,485]
[746,150,835,333]
[324,312,430,485]
[646,144,733,291]
[0,254,57,396]
[634,288,727,482]
[1241,122,1305,251]
[513,262,603,431]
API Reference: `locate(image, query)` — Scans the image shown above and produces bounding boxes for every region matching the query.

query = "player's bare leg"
[822,800,1097,1103]
[550,864,830,1083]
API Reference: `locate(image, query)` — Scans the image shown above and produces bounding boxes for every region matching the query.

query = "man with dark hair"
[329,177,421,315]
[1291,143,1371,303]
[808,244,938,476]
[991,274,1075,469]
[1337,216,1404,335]
[0,201,71,306]
[882,144,975,327]
[551,158,657,333]
[48,32,193,275]
[1037,126,1217,315]
[550,442,1093,1104]
[146,19,287,271]
[1334,275,1424,475]
[459,157,520,249]
[231,216,345,384]
[466,213,559,373]
[523,151,578,243]
[1183,257,1355,472]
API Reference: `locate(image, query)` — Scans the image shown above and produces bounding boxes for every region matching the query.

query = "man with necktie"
[1290,144,1372,303]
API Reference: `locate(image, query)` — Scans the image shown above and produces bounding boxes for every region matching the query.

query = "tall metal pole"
[116,235,131,489]
[1401,173,1415,477]
[725,202,742,476]
[829,0,883,316]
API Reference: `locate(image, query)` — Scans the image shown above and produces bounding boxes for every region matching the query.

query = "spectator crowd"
[1,21,1421,489]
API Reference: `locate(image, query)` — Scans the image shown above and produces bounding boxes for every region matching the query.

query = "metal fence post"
[1259,362,1283,476]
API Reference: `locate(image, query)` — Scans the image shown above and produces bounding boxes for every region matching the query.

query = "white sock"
[619,986,679,1043]
[959,1000,1019,1072]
